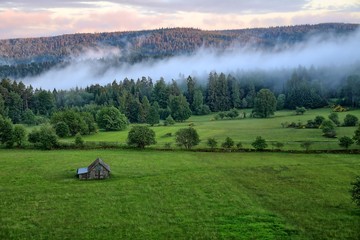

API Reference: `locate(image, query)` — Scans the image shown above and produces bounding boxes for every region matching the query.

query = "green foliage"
[338,136,354,149]
[236,142,243,149]
[169,94,192,122]
[97,106,128,131]
[51,110,88,136]
[164,115,175,126]
[54,121,70,138]
[272,142,285,150]
[175,128,200,149]
[328,112,340,126]
[206,138,218,149]
[321,120,336,138]
[0,116,14,147]
[295,107,306,115]
[147,106,160,126]
[127,126,156,149]
[300,141,314,151]
[343,114,358,127]
[253,89,277,118]
[350,176,360,207]
[353,125,360,145]
[252,136,268,150]
[276,94,286,110]
[29,125,58,150]
[22,109,36,125]
[222,137,234,149]
[8,92,23,124]
[74,133,84,148]
[0,93,6,116]
[12,125,26,147]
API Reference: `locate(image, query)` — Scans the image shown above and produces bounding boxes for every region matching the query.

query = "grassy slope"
[73,108,360,150]
[1,149,359,239]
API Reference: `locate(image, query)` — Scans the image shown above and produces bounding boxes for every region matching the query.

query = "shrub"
[300,141,314,151]
[252,136,267,151]
[12,125,26,147]
[75,133,84,148]
[328,112,340,126]
[350,176,360,207]
[175,128,200,149]
[236,142,243,149]
[338,136,354,149]
[127,126,156,149]
[164,115,175,126]
[321,120,336,138]
[222,137,234,149]
[295,107,306,115]
[343,114,359,127]
[207,138,218,150]
[55,121,70,138]
[272,142,284,150]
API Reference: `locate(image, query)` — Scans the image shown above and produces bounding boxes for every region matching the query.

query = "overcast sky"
[0,0,359,39]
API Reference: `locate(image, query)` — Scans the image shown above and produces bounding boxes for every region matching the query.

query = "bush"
[321,120,336,138]
[0,116,14,148]
[343,114,359,127]
[75,133,84,148]
[127,126,156,149]
[338,136,354,149]
[272,142,284,150]
[350,176,360,207]
[29,125,58,150]
[295,107,306,115]
[97,106,128,131]
[252,136,267,151]
[236,142,243,149]
[55,121,70,138]
[328,112,340,126]
[207,138,218,150]
[175,128,200,149]
[13,125,27,147]
[300,141,314,151]
[164,115,175,126]
[222,137,234,149]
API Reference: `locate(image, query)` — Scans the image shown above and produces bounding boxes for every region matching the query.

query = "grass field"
[1,149,359,239]
[66,108,360,150]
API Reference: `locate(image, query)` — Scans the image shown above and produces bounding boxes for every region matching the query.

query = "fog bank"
[23,29,360,90]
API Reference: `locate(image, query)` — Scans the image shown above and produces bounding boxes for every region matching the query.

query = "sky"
[0,0,359,39]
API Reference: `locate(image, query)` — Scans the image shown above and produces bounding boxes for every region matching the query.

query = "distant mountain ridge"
[0,23,359,78]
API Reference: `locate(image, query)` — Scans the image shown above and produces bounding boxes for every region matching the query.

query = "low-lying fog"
[23,29,360,90]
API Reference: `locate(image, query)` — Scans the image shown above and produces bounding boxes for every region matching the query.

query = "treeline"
[1,67,360,128]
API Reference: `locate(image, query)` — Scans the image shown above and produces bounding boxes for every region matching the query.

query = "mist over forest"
[18,26,360,90]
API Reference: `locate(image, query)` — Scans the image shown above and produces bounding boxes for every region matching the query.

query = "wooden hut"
[77,158,111,180]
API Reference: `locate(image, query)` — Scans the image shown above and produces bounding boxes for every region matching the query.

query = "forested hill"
[0,23,358,66]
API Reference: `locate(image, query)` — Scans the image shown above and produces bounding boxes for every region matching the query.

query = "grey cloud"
[0,0,312,13]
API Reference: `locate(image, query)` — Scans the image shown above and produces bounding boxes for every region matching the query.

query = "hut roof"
[88,158,111,172]
[77,167,88,174]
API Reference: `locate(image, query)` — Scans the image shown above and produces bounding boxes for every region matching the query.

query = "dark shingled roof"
[88,158,111,172]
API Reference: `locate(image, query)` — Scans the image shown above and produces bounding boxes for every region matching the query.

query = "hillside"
[0,23,358,65]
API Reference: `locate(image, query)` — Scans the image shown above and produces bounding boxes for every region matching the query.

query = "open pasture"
[75,108,360,150]
[1,149,359,239]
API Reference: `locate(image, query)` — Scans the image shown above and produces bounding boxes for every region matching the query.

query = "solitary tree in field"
[253,89,277,118]
[175,128,200,149]
[127,126,156,149]
[252,136,268,150]
[343,114,358,127]
[350,176,360,207]
[300,141,314,152]
[207,138,218,150]
[295,107,306,115]
[222,137,234,149]
[338,136,354,149]
[321,120,336,138]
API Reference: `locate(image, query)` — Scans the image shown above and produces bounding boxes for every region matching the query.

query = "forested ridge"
[0,23,358,76]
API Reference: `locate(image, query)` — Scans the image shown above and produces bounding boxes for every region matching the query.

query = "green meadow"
[71,108,360,150]
[0,149,359,239]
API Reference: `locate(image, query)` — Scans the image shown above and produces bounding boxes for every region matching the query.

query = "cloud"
[22,29,360,90]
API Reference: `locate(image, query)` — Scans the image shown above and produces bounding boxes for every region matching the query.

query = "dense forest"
[0,23,359,78]
[1,66,359,127]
